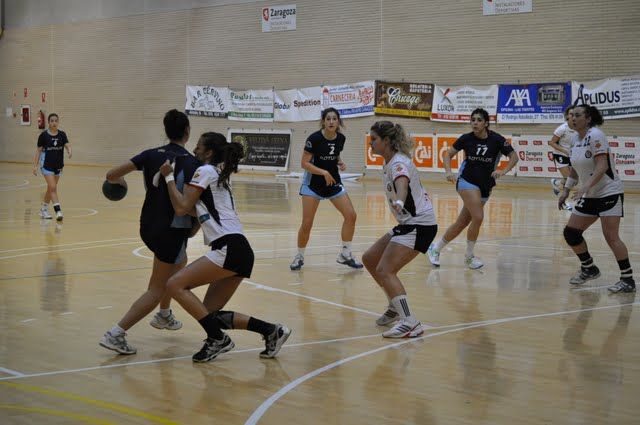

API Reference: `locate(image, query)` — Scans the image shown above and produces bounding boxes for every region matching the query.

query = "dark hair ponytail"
[581,104,604,127]
[200,132,246,190]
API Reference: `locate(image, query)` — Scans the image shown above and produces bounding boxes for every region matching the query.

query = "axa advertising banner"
[274,87,322,122]
[321,81,375,118]
[374,81,434,119]
[228,89,274,122]
[185,85,230,117]
[431,85,498,122]
[497,83,572,123]
[572,75,640,119]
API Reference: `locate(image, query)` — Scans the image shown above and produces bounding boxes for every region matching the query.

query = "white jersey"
[188,164,244,245]
[383,153,436,225]
[553,122,577,151]
[570,127,623,198]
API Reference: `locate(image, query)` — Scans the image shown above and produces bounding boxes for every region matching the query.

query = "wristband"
[565,177,577,189]
[164,174,175,183]
[393,199,404,209]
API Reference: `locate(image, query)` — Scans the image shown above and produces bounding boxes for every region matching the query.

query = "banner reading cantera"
[431,85,498,122]
[374,81,434,118]
[185,85,230,117]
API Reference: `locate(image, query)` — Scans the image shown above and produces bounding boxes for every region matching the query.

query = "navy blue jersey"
[131,143,200,230]
[37,130,69,171]
[453,130,513,195]
[302,130,345,197]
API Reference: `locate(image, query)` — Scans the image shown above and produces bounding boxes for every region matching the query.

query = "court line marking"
[0,367,25,377]
[0,237,140,254]
[0,241,143,260]
[0,404,115,425]
[244,301,640,425]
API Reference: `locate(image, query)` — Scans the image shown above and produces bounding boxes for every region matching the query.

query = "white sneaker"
[99,331,137,354]
[150,310,183,330]
[55,210,63,221]
[336,253,364,269]
[382,318,424,338]
[427,243,440,266]
[376,306,399,326]
[465,255,484,270]
[551,178,562,196]
[39,207,52,219]
[289,254,304,271]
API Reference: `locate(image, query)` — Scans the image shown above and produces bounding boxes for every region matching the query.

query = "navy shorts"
[140,226,188,264]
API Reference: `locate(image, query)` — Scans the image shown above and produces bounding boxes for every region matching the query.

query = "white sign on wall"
[261,4,297,32]
[483,0,532,16]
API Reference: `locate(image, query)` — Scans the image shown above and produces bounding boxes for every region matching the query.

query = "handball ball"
[102,179,128,201]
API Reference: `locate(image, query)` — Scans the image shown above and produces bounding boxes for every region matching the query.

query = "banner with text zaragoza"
[322,81,375,118]
[185,85,230,117]
[261,4,296,32]
[497,82,571,124]
[229,129,291,171]
[431,85,498,122]
[229,89,274,122]
[572,75,640,119]
[374,81,434,119]
[274,87,322,122]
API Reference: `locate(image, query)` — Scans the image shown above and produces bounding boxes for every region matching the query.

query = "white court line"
[0,367,25,377]
[571,284,614,292]
[20,319,36,323]
[244,301,640,425]
[0,241,142,260]
[0,237,139,254]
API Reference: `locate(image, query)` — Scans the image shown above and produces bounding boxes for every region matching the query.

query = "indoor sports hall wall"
[1,0,638,175]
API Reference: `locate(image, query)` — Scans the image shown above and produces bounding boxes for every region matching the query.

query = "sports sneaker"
[563,202,573,211]
[569,266,601,285]
[376,307,399,326]
[55,210,63,221]
[464,255,484,270]
[150,310,183,330]
[427,243,440,267]
[192,333,235,363]
[337,253,364,269]
[607,279,636,294]
[551,178,562,196]
[290,254,304,271]
[99,331,137,355]
[382,319,424,338]
[39,207,52,219]
[260,324,291,359]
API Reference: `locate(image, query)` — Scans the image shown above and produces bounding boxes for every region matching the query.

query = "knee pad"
[212,310,234,330]
[563,226,584,246]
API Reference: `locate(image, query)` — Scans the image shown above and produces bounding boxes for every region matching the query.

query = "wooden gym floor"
[0,162,638,424]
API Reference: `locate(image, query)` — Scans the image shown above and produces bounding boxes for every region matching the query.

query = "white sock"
[159,308,171,318]
[341,241,352,257]
[434,237,449,252]
[466,240,476,258]
[297,248,305,257]
[110,324,125,336]
[390,295,415,323]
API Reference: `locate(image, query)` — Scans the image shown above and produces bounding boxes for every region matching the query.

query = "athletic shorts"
[552,153,571,169]
[572,193,624,218]
[456,177,490,202]
[299,183,346,200]
[387,224,438,253]
[205,233,254,278]
[140,226,188,264]
[39,155,62,176]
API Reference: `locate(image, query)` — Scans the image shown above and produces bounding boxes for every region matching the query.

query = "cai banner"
[497,82,572,123]
[228,89,274,122]
[364,134,384,170]
[185,85,229,117]
[412,135,435,170]
[431,85,498,122]
[322,81,375,118]
[274,87,322,122]
[572,75,640,119]
[374,81,434,119]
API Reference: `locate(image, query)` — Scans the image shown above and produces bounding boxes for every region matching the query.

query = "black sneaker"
[192,333,235,363]
[569,266,601,285]
[608,279,636,294]
[260,324,291,359]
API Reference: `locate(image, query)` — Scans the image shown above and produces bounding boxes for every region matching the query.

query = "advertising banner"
[435,135,461,172]
[364,134,384,170]
[185,85,229,117]
[431,85,498,122]
[483,0,532,15]
[412,135,435,170]
[229,129,291,171]
[274,87,322,122]
[572,75,640,119]
[321,81,375,118]
[261,4,296,32]
[609,136,640,181]
[497,82,572,123]
[374,81,434,119]
[228,89,274,122]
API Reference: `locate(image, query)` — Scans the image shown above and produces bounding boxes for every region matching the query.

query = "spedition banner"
[274,87,322,122]
[185,85,230,117]
[431,85,498,122]
[497,82,571,123]
[374,81,434,119]
[572,76,640,119]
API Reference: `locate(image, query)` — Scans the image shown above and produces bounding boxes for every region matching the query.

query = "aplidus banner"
[572,75,640,119]
[185,85,229,117]
[497,82,572,123]
[228,89,274,122]
[374,81,434,119]
[431,85,498,122]
[274,87,322,122]
[321,81,375,118]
